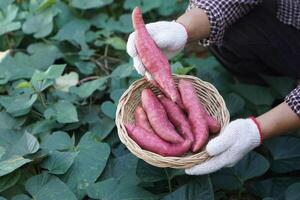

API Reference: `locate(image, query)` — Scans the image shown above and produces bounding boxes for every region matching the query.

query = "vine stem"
[104,44,109,71]
[38,93,47,108]
[164,169,172,193]
[79,76,100,84]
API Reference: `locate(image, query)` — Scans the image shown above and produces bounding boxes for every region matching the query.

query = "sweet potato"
[207,115,221,134]
[178,80,209,152]
[134,106,155,134]
[158,95,194,142]
[125,123,191,156]
[132,7,183,107]
[141,89,184,143]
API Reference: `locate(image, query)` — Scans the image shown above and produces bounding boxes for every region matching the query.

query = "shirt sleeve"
[188,0,262,45]
[285,84,300,117]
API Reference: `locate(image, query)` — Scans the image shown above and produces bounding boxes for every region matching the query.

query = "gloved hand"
[185,118,262,175]
[126,21,188,76]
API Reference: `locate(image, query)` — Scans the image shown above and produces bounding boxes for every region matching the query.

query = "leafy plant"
[0,0,299,199]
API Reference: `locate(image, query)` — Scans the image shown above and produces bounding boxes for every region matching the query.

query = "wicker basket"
[115,75,230,169]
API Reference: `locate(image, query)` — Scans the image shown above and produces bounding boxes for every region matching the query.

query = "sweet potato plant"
[0,0,299,199]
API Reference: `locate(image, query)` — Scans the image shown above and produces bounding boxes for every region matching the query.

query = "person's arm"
[258,84,300,139]
[177,0,262,44]
[257,102,300,140]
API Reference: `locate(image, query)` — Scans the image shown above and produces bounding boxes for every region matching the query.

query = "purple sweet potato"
[178,80,209,152]
[158,95,194,143]
[141,89,184,143]
[134,106,155,135]
[125,123,191,156]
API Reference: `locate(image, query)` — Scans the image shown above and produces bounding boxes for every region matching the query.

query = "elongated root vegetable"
[158,95,194,143]
[207,115,221,134]
[141,89,184,143]
[132,7,183,107]
[178,80,209,152]
[125,123,191,156]
[134,106,155,134]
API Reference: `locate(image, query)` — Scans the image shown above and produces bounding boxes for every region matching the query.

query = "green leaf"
[124,0,162,13]
[87,178,156,200]
[230,84,273,106]
[31,64,66,92]
[36,0,57,12]
[285,182,300,200]
[0,44,61,81]
[101,101,116,119]
[0,5,21,35]
[175,66,194,75]
[105,36,126,50]
[41,131,73,151]
[44,100,78,123]
[0,197,7,200]
[0,112,18,130]
[70,0,113,9]
[53,19,91,49]
[111,62,134,78]
[0,170,20,192]
[264,136,300,173]
[260,75,295,97]
[70,77,107,98]
[41,151,77,174]
[101,153,139,184]
[0,146,5,159]
[249,177,300,199]
[29,119,60,135]
[9,132,40,157]
[137,160,183,183]
[62,132,110,199]
[11,194,31,200]
[92,14,133,33]
[171,62,194,75]
[0,0,14,9]
[224,93,245,116]
[74,62,96,75]
[22,9,57,38]
[211,152,269,190]
[110,89,125,103]
[0,155,31,176]
[25,173,77,200]
[89,116,115,140]
[163,176,214,200]
[0,94,37,117]
[157,0,177,16]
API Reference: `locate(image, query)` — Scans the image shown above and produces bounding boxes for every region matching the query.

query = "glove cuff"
[249,117,263,144]
[174,20,189,40]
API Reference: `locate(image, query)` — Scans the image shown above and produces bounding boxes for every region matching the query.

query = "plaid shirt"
[189,0,300,116]
[189,0,300,45]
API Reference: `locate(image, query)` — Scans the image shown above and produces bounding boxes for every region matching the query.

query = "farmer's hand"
[185,118,261,175]
[126,21,188,76]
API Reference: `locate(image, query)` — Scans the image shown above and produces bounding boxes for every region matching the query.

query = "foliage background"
[0,0,299,199]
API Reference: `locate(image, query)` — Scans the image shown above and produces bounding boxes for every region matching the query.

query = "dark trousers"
[209,0,300,85]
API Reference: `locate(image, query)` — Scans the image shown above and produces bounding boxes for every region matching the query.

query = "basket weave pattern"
[116,75,230,169]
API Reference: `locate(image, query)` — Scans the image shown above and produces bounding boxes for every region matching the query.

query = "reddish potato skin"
[178,80,209,152]
[158,95,194,143]
[134,106,155,134]
[141,89,184,144]
[132,7,183,107]
[125,123,191,156]
[207,115,221,134]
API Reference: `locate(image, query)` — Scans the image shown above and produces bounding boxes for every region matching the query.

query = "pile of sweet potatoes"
[125,7,221,157]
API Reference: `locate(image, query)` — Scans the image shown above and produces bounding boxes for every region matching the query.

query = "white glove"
[185,118,262,175]
[126,21,188,76]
